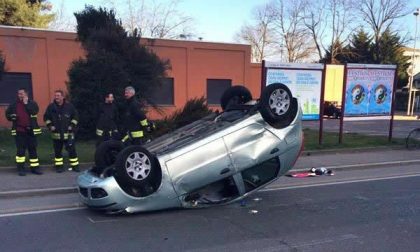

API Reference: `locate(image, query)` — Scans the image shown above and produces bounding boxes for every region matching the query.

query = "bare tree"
[302,0,327,61]
[355,0,409,59]
[103,0,195,39]
[48,0,76,31]
[327,0,355,63]
[273,0,316,62]
[237,0,316,62]
[236,2,278,62]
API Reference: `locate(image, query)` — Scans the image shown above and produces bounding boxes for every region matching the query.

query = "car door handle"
[270,148,279,154]
[220,168,230,175]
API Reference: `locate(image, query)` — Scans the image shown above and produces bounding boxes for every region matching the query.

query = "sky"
[48,0,419,45]
[48,0,271,43]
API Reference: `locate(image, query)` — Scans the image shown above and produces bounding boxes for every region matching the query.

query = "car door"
[165,138,235,195]
[223,123,281,172]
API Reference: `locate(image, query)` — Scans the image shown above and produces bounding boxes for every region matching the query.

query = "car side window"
[241,157,280,193]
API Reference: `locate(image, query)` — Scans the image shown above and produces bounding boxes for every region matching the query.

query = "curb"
[2,158,420,199]
[292,159,420,172]
[0,187,78,199]
[0,162,94,172]
[301,145,405,156]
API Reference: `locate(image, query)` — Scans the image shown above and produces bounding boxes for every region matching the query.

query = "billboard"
[264,62,324,120]
[344,64,396,116]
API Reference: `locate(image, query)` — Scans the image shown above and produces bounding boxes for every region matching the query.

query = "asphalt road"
[1,164,420,252]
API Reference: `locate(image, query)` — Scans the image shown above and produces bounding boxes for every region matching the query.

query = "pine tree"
[320,40,350,64]
[0,0,54,28]
[374,29,410,88]
[67,6,171,139]
[348,29,373,63]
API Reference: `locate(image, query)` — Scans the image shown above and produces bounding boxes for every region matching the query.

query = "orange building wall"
[250,63,262,98]
[0,26,261,127]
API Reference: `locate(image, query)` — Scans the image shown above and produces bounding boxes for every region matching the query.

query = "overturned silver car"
[77,83,303,214]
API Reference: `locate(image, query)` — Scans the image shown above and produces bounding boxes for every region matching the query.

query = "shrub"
[152,97,213,137]
[67,6,170,139]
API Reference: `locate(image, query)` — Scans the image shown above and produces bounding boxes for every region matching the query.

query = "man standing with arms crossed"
[5,88,43,176]
[44,90,80,173]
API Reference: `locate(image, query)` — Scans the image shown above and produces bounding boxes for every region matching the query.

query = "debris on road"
[248,209,259,215]
[286,167,334,178]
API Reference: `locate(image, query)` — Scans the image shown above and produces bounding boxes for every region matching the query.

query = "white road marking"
[292,234,359,248]
[323,160,420,170]
[0,206,86,218]
[0,187,76,196]
[262,173,420,192]
[87,217,119,223]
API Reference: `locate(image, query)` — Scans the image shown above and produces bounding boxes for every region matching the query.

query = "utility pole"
[407,8,419,116]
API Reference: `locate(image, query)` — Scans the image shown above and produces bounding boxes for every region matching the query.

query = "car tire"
[94,140,124,172]
[220,85,253,110]
[259,83,298,129]
[114,145,159,189]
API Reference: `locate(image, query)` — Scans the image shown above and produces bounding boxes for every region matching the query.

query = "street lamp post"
[407,8,419,116]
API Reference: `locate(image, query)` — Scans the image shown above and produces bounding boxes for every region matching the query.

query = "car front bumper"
[77,170,182,213]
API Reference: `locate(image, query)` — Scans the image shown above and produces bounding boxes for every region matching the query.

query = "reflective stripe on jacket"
[120,97,148,137]
[5,100,42,136]
[43,100,79,140]
[96,103,119,136]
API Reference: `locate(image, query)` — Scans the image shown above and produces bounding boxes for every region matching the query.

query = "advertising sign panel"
[344,64,396,116]
[265,62,324,120]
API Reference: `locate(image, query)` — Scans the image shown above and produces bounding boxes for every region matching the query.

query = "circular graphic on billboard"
[374,84,387,104]
[351,84,365,104]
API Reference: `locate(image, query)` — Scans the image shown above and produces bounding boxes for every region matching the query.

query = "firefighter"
[5,88,43,176]
[120,86,149,145]
[96,92,119,146]
[43,90,80,173]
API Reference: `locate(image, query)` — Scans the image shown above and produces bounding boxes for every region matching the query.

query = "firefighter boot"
[56,166,64,173]
[69,157,80,172]
[17,163,26,176]
[55,157,64,173]
[71,165,80,172]
[29,158,43,175]
[31,167,43,175]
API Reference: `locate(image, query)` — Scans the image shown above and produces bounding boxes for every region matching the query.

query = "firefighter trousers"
[15,132,39,169]
[53,139,79,168]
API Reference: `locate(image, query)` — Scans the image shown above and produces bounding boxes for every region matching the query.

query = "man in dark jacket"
[120,86,149,145]
[43,90,80,173]
[5,88,43,176]
[96,92,119,146]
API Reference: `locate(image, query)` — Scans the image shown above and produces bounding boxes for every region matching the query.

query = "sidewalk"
[0,148,419,196]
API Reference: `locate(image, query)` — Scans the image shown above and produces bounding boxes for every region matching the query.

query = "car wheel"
[259,83,298,129]
[114,145,159,189]
[220,85,253,110]
[94,140,124,173]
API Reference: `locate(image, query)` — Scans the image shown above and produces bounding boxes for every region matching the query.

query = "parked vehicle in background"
[77,83,303,214]
[324,101,341,119]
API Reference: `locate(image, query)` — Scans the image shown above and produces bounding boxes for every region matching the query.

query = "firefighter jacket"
[96,103,119,136]
[120,96,148,139]
[43,100,79,140]
[5,99,42,136]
